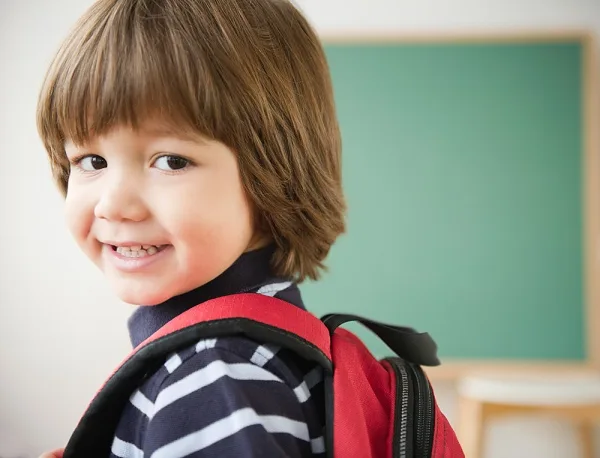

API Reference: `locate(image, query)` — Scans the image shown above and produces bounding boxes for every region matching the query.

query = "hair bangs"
[38,0,220,169]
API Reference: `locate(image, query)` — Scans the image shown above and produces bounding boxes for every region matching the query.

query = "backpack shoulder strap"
[322,313,439,366]
[135,292,332,362]
[63,293,332,458]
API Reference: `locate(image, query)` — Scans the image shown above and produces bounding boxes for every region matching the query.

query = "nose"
[94,175,149,222]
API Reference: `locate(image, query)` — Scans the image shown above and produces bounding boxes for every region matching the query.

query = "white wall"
[0,0,598,456]
[298,0,600,34]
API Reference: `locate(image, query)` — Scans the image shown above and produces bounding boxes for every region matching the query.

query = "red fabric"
[431,403,465,458]
[330,328,394,458]
[134,293,331,358]
[382,359,399,458]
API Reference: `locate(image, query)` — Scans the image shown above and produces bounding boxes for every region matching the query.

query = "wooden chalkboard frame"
[319,32,599,380]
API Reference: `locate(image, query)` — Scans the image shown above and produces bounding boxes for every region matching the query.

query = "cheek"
[180,195,253,244]
[164,179,255,252]
[64,189,94,246]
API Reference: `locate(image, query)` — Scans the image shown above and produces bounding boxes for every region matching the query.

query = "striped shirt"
[111,247,326,457]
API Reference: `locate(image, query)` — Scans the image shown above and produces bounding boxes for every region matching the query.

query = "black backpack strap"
[321,313,440,366]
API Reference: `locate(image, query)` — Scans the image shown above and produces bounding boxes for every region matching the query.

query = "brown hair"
[36,0,345,282]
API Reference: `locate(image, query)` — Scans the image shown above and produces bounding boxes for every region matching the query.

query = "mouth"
[109,244,170,258]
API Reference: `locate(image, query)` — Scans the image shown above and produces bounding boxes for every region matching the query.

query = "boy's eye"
[153,155,190,171]
[78,155,107,171]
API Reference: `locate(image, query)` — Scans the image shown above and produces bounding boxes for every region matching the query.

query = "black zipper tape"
[409,362,435,457]
[385,358,435,458]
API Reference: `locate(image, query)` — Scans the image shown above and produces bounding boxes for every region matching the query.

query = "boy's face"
[64,121,262,306]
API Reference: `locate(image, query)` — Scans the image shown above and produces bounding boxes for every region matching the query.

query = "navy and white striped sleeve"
[139,345,322,458]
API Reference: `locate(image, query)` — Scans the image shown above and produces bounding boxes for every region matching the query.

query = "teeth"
[115,245,161,258]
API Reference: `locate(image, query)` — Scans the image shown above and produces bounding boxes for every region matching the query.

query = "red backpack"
[62,293,464,457]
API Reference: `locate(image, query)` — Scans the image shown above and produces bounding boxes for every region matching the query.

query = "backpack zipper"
[408,362,434,457]
[385,358,412,458]
[386,358,435,458]
[397,363,411,458]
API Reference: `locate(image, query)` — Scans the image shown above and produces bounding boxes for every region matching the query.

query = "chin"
[113,283,176,306]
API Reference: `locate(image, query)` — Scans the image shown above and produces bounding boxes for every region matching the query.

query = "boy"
[36,0,346,456]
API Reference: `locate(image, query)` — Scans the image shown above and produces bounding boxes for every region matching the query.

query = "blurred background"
[1,0,599,457]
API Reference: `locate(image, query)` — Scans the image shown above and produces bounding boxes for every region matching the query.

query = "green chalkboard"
[300,40,585,361]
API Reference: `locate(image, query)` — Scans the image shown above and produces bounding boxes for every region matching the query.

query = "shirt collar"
[127,245,289,347]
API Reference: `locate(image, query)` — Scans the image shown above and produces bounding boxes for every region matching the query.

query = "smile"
[113,244,168,258]
[104,243,172,272]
